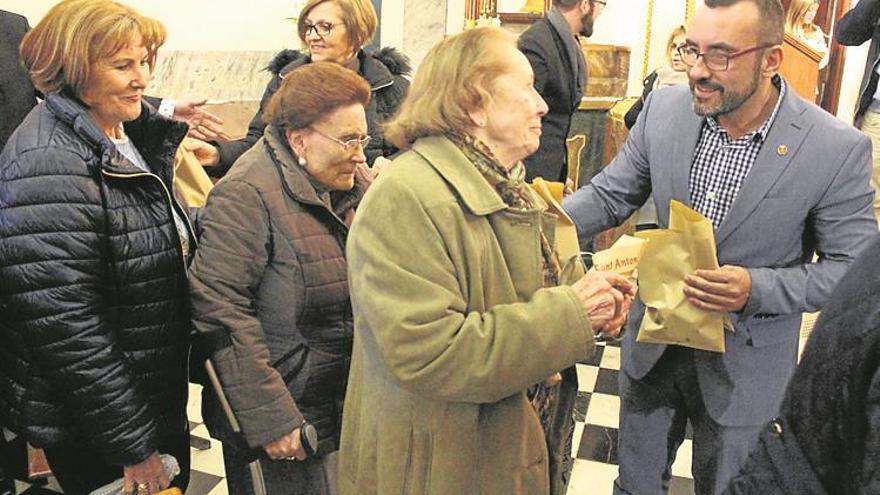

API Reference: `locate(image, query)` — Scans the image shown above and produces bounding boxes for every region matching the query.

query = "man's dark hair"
[704,0,784,45]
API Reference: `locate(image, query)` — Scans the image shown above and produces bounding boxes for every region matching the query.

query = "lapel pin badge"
[777,144,788,156]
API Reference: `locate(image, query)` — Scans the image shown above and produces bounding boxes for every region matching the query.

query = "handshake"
[571,270,636,338]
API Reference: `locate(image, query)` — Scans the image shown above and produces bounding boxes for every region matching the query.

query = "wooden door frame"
[820,0,852,114]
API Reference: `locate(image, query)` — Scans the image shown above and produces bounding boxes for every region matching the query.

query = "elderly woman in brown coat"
[338,27,634,495]
[189,62,372,495]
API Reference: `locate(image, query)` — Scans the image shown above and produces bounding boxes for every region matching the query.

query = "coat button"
[770,420,783,436]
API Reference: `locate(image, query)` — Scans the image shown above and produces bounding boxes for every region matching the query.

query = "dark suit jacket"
[0,11,38,151]
[519,17,583,182]
[836,0,880,124]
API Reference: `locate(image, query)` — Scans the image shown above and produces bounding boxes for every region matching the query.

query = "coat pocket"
[744,313,800,348]
[402,427,433,495]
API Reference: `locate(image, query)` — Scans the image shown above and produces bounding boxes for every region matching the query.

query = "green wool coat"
[338,135,595,495]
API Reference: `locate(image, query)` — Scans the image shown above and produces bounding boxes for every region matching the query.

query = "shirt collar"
[705,75,786,143]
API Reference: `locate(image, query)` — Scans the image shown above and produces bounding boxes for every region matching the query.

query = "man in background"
[836,0,880,221]
[0,12,37,493]
[0,10,38,151]
[518,0,605,182]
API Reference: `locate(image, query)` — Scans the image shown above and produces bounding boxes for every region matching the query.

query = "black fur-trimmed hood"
[370,47,411,77]
[266,47,411,83]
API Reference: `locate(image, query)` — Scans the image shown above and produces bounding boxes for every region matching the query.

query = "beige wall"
[6,0,864,117]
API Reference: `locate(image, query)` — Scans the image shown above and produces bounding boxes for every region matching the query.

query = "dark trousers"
[42,432,190,495]
[613,346,763,495]
[0,434,15,495]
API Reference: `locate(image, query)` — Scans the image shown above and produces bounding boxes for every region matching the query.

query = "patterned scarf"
[447,132,562,288]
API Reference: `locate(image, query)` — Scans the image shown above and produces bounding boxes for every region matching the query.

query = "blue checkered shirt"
[689,79,787,229]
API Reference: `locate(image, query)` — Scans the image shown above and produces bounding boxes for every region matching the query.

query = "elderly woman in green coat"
[338,27,635,495]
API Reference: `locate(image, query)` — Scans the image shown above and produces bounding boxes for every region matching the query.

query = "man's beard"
[579,13,594,37]
[690,60,762,117]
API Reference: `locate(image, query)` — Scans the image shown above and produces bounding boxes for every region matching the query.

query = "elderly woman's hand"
[264,428,307,462]
[571,270,635,336]
[183,138,221,168]
[123,452,169,495]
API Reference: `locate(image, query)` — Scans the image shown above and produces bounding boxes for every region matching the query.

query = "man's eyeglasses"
[677,43,775,71]
[303,21,335,37]
[593,0,607,6]
[312,127,371,151]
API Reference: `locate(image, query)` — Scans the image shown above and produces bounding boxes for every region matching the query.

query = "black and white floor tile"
[568,340,695,495]
[12,315,817,495]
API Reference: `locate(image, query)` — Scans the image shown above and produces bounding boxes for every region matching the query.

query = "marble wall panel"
[403,0,448,67]
[147,50,277,102]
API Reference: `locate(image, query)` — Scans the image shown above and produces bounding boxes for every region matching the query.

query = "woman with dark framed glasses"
[187,0,410,178]
[190,62,373,495]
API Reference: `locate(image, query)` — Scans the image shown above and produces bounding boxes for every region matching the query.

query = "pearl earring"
[298,157,307,166]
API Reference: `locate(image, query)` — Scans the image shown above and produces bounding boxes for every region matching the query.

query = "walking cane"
[204,360,320,495]
[204,360,269,495]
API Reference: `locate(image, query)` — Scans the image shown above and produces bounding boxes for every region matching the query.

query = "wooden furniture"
[566,134,587,187]
[779,32,823,102]
[570,97,638,252]
[581,43,632,98]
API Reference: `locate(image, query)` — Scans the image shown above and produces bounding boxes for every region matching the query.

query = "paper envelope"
[634,200,726,353]
[173,137,215,208]
[530,178,585,281]
[590,234,648,277]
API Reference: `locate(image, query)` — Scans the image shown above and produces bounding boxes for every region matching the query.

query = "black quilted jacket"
[724,235,880,495]
[211,47,411,177]
[0,91,193,466]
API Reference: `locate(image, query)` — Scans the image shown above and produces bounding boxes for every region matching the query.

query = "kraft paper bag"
[590,234,648,278]
[634,200,726,353]
[530,178,585,281]
[173,138,214,208]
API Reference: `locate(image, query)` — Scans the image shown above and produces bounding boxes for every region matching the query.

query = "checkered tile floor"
[568,340,695,495]
[8,348,688,495]
[8,345,688,495]
[11,316,818,495]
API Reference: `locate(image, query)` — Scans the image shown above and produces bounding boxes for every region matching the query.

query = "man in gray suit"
[563,0,877,493]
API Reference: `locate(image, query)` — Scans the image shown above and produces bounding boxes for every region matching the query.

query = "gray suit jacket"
[563,83,878,426]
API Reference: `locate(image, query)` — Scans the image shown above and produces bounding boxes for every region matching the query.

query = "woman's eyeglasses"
[303,21,335,37]
[312,127,372,151]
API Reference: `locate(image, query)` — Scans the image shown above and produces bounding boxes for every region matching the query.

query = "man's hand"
[598,289,635,339]
[172,99,224,141]
[572,270,636,336]
[264,428,307,461]
[183,138,221,168]
[684,265,752,312]
[123,452,169,495]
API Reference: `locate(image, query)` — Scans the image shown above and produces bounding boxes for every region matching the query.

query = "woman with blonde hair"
[189,0,410,177]
[786,0,829,68]
[338,27,634,495]
[624,24,689,129]
[0,1,193,493]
